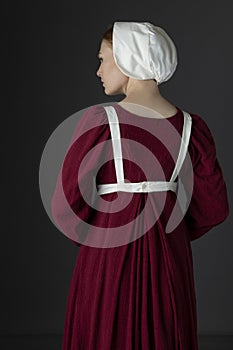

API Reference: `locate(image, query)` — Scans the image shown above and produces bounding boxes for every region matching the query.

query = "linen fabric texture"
[112,21,178,84]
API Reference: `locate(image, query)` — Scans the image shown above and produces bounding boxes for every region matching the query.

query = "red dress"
[52,102,229,350]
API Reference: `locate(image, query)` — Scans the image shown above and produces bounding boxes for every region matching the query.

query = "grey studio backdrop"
[2,0,233,347]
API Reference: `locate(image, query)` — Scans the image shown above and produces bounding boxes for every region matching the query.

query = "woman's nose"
[96,65,102,77]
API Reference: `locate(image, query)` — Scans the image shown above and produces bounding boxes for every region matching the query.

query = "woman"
[52,21,229,349]
[96,25,178,119]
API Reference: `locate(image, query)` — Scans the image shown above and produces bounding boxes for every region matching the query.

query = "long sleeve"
[51,104,109,247]
[184,113,229,241]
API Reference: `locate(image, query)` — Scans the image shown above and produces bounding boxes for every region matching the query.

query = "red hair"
[101,24,113,45]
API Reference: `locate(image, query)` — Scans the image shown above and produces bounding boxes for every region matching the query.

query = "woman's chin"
[103,87,112,95]
[104,88,120,96]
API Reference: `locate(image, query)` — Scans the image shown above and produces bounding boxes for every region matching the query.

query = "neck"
[121,79,164,106]
[119,78,177,117]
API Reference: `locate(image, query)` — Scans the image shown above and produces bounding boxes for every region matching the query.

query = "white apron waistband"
[97,180,177,195]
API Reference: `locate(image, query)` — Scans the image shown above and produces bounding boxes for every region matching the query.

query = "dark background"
[2,0,233,343]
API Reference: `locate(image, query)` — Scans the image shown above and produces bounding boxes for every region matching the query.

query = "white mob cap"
[112,21,178,85]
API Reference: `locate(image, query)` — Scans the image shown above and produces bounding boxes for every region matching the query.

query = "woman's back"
[56,20,229,350]
[56,102,228,349]
[117,99,179,119]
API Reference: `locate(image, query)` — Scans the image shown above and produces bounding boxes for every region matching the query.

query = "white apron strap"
[103,106,125,183]
[98,106,192,195]
[169,111,192,182]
